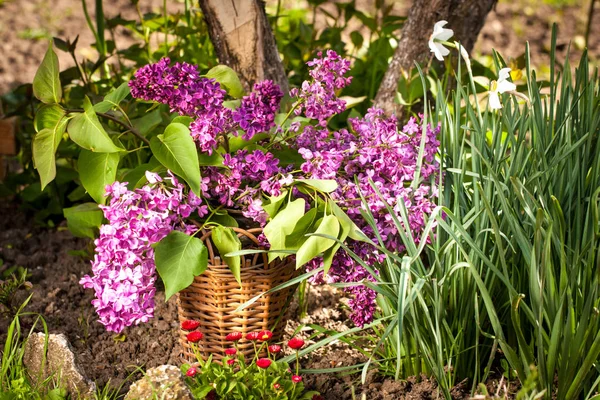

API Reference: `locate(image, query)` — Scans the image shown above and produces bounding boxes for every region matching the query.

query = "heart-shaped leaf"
[150,122,201,196]
[155,231,208,300]
[78,150,120,204]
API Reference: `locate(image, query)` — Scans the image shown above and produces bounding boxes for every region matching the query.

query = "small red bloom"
[186,367,198,377]
[226,331,243,341]
[181,320,200,331]
[288,337,305,350]
[268,344,282,353]
[227,359,236,365]
[225,348,237,356]
[256,358,272,369]
[258,330,273,341]
[273,383,281,390]
[245,332,260,341]
[186,331,204,343]
[292,375,302,383]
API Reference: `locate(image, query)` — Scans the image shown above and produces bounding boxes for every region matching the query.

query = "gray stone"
[125,365,193,400]
[23,333,96,399]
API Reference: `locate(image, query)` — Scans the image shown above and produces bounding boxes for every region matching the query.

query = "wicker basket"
[177,227,297,363]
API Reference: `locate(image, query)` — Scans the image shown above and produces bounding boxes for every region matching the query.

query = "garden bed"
[0,198,496,399]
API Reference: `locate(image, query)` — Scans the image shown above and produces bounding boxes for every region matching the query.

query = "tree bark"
[199,0,289,94]
[373,0,497,117]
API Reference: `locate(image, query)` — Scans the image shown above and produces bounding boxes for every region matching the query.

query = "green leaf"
[295,179,338,193]
[155,231,208,300]
[263,198,306,262]
[33,128,60,190]
[149,122,201,196]
[262,190,288,218]
[34,104,67,134]
[78,150,120,204]
[198,151,224,166]
[171,115,194,127]
[204,65,245,98]
[132,108,163,136]
[93,82,131,112]
[33,42,62,104]
[68,97,124,153]
[322,201,352,274]
[211,226,242,285]
[63,203,103,239]
[285,207,319,250]
[296,214,340,268]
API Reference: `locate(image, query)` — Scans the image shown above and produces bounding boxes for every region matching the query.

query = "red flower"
[256,358,272,369]
[225,348,237,356]
[226,332,243,342]
[268,344,282,353]
[186,367,198,377]
[292,375,302,383]
[245,332,260,341]
[181,320,200,331]
[273,383,281,390]
[227,359,236,365]
[288,337,305,350]
[186,331,204,343]
[258,330,273,341]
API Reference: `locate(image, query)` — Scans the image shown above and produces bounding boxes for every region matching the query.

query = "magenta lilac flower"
[79,172,207,333]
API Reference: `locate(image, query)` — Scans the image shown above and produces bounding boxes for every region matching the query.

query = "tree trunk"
[373,0,497,117]
[199,0,289,94]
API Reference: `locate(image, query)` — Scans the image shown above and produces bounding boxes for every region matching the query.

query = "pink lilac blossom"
[297,109,440,326]
[79,172,207,333]
[289,50,352,126]
[130,59,283,154]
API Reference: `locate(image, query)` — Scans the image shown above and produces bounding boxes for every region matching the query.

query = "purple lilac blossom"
[130,59,283,154]
[79,172,207,333]
[233,80,283,140]
[289,50,352,126]
[298,109,441,326]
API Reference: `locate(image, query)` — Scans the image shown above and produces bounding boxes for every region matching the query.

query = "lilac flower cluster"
[80,172,207,333]
[290,50,352,126]
[232,81,283,140]
[297,109,440,326]
[130,60,283,154]
[87,50,440,331]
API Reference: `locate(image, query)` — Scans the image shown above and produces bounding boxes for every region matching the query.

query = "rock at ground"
[125,365,192,400]
[23,333,96,398]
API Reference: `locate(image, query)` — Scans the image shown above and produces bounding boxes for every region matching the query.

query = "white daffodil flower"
[488,68,517,110]
[429,21,454,61]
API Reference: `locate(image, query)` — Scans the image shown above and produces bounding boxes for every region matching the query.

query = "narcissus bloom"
[256,358,272,369]
[225,348,237,356]
[245,332,260,341]
[258,330,273,341]
[181,320,200,331]
[186,331,204,343]
[186,367,198,377]
[489,68,517,110]
[226,332,243,341]
[268,344,282,353]
[429,21,454,61]
[292,375,302,383]
[288,337,305,350]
